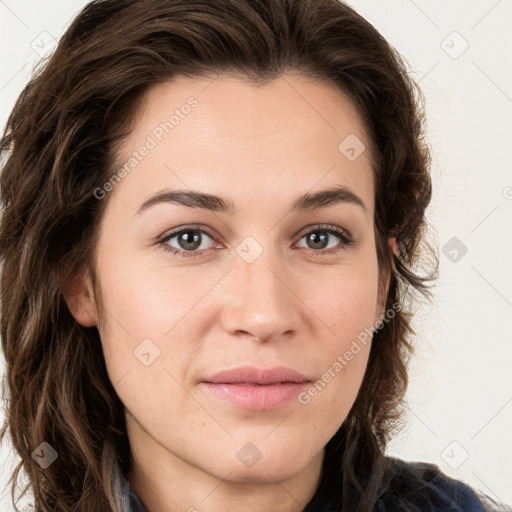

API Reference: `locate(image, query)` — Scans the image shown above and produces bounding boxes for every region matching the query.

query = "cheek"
[305,257,380,344]
[296,258,379,408]
[94,253,228,385]
[94,259,208,429]
[95,250,205,336]
[297,286,375,432]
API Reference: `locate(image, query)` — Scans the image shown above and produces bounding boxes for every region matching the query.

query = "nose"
[219,244,304,343]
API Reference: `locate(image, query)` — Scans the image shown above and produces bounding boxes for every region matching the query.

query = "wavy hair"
[0,0,437,510]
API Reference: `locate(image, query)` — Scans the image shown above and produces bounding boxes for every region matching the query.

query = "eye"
[157,223,355,259]
[295,224,354,256]
[159,225,219,258]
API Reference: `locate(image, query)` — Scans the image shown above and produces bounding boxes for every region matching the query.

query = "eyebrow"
[135,185,366,216]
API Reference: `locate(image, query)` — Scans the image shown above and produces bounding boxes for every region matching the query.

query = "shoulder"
[376,456,512,512]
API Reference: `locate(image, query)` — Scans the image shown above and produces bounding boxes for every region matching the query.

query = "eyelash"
[157,223,355,259]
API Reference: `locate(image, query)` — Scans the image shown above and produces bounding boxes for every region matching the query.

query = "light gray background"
[1,0,511,510]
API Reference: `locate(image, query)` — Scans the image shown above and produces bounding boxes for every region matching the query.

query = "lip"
[202,365,311,385]
[200,365,311,410]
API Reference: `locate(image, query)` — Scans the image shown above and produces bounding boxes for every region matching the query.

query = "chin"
[223,462,303,485]
[210,441,316,484]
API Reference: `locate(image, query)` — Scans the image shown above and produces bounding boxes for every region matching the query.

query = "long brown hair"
[0,1,437,510]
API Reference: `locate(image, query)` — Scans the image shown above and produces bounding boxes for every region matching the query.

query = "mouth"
[202,364,311,385]
[200,365,311,410]
[222,382,297,386]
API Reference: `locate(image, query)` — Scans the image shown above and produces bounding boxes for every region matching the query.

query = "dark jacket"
[120,456,511,511]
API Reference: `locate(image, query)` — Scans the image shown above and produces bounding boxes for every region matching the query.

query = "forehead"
[110,73,375,217]
[133,73,370,149]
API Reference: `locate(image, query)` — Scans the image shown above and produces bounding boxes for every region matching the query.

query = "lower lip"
[200,382,309,410]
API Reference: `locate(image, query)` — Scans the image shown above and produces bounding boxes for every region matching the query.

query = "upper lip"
[202,365,311,385]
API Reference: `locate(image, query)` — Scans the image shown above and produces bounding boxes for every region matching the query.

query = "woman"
[0,1,509,511]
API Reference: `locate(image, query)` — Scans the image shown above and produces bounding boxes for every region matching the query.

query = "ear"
[60,270,98,327]
[374,237,398,323]
[389,236,397,257]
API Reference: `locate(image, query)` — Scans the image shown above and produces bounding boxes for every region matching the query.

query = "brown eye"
[296,225,354,256]
[160,227,218,257]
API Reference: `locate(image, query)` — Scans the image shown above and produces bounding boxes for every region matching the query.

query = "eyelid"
[157,224,221,250]
[158,223,217,238]
[294,223,354,242]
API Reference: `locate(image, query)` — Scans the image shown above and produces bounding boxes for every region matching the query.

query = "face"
[65,74,390,485]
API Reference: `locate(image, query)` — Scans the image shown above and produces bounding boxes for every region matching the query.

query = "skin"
[63,73,394,512]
